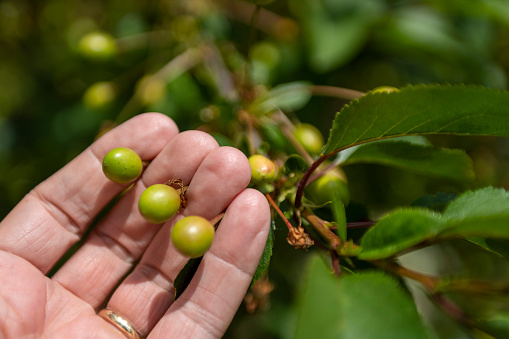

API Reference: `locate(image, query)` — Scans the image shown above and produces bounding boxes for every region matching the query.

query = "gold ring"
[98,309,142,339]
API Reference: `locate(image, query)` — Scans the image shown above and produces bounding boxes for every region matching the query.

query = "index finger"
[0,113,179,274]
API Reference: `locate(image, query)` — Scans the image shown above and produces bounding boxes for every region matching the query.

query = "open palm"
[0,113,270,338]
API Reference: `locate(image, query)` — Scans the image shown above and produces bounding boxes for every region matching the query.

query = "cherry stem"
[265,193,293,231]
[273,110,314,165]
[209,213,225,229]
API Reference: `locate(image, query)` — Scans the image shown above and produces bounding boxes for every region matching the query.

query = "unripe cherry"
[78,31,117,61]
[138,184,181,224]
[293,123,324,155]
[307,169,350,207]
[83,81,117,109]
[171,216,215,258]
[248,154,277,184]
[102,147,142,184]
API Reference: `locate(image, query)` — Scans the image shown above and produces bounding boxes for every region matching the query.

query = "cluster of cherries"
[102,147,214,258]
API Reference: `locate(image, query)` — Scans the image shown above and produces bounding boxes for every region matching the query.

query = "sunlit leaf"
[324,85,509,155]
[258,81,312,113]
[360,187,509,259]
[359,209,443,260]
[440,187,509,239]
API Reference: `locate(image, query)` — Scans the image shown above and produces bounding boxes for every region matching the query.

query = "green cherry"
[307,171,350,207]
[83,81,117,109]
[78,31,117,61]
[171,216,215,258]
[249,154,277,184]
[138,184,181,224]
[102,147,142,184]
[293,123,324,155]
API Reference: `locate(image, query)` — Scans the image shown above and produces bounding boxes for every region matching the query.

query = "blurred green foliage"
[3,0,509,337]
[2,0,509,216]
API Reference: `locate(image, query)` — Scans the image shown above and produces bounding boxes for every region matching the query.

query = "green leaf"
[324,85,509,155]
[256,81,312,113]
[359,187,509,260]
[331,196,347,241]
[359,209,444,260]
[476,313,509,338]
[439,187,509,239]
[295,256,433,339]
[465,237,504,258]
[342,140,474,183]
[251,221,274,285]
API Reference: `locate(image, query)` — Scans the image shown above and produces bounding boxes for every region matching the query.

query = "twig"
[201,44,239,102]
[294,153,331,209]
[301,208,341,251]
[372,260,436,291]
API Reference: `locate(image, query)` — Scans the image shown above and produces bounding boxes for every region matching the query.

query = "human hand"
[0,113,270,338]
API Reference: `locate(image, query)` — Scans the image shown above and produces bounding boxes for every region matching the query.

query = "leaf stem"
[306,85,365,100]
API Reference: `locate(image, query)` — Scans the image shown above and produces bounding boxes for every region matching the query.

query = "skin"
[0,113,271,338]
